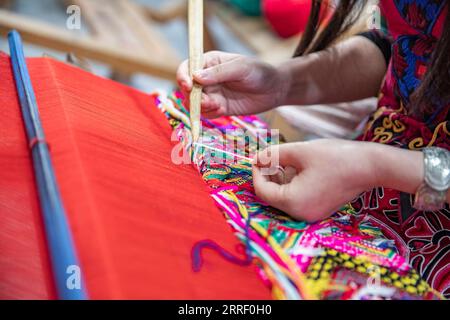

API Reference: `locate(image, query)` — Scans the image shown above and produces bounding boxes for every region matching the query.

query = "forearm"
[367,143,450,204]
[278,36,388,106]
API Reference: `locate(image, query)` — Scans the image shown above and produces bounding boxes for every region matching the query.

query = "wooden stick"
[0,9,180,80]
[188,0,204,142]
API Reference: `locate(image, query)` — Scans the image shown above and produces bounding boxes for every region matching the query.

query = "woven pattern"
[155,91,443,300]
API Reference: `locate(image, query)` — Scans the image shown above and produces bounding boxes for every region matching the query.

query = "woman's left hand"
[252,139,380,222]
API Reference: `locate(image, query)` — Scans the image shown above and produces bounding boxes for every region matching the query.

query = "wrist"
[369,144,450,206]
[356,142,386,190]
[275,62,293,107]
[369,143,424,194]
[414,147,450,210]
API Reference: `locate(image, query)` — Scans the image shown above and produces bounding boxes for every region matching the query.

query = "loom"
[1,31,444,301]
[0,31,271,300]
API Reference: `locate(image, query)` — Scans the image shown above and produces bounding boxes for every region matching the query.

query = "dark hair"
[294,0,450,116]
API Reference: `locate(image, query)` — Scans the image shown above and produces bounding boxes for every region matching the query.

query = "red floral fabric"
[351,0,449,297]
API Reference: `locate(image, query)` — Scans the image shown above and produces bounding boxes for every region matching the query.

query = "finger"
[269,166,297,185]
[184,91,221,116]
[202,85,229,110]
[284,166,298,184]
[202,102,220,114]
[201,93,220,110]
[176,59,192,91]
[268,169,285,185]
[202,51,241,68]
[202,109,224,119]
[193,59,249,86]
[180,87,190,104]
[253,144,301,170]
[254,168,316,222]
[178,51,241,89]
[252,165,288,209]
[183,93,190,110]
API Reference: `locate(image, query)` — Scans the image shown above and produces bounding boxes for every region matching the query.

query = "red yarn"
[263,0,330,38]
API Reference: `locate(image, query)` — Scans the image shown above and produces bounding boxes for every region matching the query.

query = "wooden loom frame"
[0,0,181,81]
[0,0,301,79]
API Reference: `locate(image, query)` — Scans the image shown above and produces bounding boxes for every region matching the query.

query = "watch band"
[414,147,450,211]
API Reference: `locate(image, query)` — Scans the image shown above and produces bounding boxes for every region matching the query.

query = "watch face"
[424,148,450,191]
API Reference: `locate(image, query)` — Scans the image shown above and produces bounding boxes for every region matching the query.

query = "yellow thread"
[224,190,318,300]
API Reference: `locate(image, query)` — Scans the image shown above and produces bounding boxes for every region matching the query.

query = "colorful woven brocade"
[153,91,443,301]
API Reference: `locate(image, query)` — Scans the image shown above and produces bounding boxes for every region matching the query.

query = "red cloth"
[0,53,271,299]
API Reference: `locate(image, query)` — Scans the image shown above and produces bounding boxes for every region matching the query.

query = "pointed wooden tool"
[188,0,204,141]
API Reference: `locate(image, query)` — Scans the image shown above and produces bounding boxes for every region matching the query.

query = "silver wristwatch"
[413,147,450,211]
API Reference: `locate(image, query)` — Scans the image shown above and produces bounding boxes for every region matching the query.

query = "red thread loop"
[29,137,50,151]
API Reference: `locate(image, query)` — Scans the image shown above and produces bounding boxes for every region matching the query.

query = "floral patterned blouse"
[351,0,449,298]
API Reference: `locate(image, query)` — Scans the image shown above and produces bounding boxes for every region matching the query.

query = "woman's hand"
[252,139,425,222]
[176,51,290,118]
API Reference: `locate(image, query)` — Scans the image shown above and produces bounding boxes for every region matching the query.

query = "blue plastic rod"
[8,30,87,300]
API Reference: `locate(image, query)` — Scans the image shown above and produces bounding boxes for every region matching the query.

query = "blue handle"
[8,30,88,300]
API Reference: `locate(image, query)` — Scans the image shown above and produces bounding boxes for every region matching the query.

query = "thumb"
[193,60,249,86]
[253,144,301,172]
[252,165,287,210]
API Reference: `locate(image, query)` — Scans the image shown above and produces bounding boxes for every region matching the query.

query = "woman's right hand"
[176,51,290,118]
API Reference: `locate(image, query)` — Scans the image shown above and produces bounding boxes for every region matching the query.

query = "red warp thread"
[0,53,271,299]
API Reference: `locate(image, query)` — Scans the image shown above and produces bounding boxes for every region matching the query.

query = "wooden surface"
[73,0,179,62]
[143,0,187,23]
[0,1,181,80]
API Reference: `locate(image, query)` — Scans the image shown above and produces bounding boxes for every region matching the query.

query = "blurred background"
[0,0,377,141]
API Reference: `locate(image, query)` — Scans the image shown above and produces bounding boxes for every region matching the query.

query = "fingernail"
[194,70,207,80]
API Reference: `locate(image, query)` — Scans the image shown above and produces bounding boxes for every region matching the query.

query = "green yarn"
[229,0,262,16]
